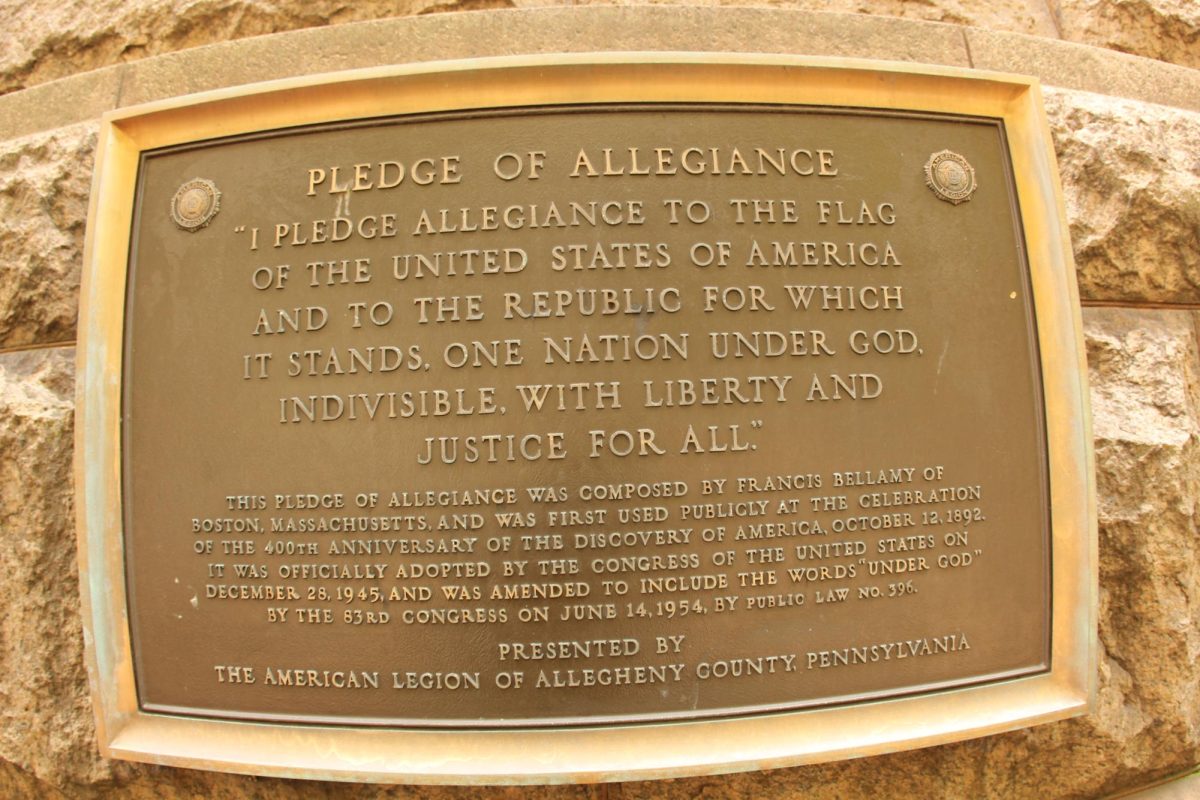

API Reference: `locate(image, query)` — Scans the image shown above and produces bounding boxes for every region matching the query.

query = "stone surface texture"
[1056,0,1200,69]
[1045,89,1200,305]
[0,124,94,349]
[0,349,103,788]
[1,2,1199,798]
[1084,310,1200,780]
[0,0,435,97]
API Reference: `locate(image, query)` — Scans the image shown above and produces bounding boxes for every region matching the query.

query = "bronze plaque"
[79,57,1093,781]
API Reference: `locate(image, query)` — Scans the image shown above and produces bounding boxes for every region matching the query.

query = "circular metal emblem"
[923,150,977,205]
[171,178,221,231]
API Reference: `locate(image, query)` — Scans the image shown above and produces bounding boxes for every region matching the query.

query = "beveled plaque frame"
[77,53,1095,783]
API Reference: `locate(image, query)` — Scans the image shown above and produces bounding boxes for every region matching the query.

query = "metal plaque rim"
[76,51,1096,784]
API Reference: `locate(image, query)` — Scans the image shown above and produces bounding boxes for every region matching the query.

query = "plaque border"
[77,53,1096,784]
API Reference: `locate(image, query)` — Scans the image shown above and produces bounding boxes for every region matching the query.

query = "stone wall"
[1,3,1198,798]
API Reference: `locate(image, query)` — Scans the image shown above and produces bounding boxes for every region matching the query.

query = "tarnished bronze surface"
[77,56,1093,782]
[123,104,1047,725]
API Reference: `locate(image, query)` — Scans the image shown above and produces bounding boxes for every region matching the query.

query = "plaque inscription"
[126,106,1046,724]
[79,57,1093,782]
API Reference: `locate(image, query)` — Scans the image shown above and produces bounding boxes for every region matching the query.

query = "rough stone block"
[0,124,94,349]
[0,347,106,787]
[0,0,441,96]
[1056,0,1200,69]
[1045,88,1200,304]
